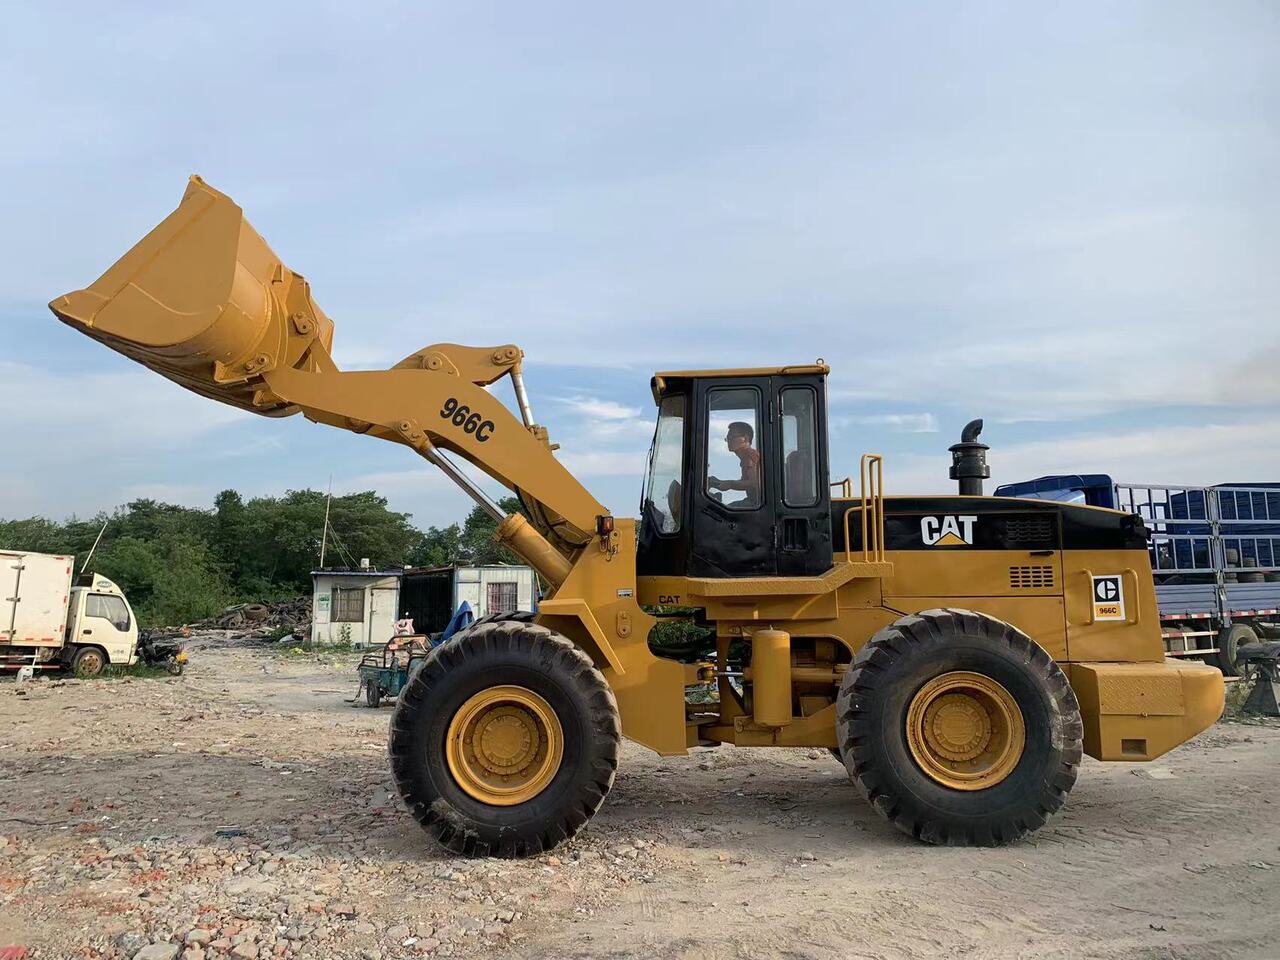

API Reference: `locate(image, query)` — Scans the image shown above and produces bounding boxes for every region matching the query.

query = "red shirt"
[736,446,761,500]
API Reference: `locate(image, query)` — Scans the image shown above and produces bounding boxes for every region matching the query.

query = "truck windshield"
[87,594,130,631]
[641,396,686,535]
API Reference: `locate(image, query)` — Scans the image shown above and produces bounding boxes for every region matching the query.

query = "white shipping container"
[1,550,74,647]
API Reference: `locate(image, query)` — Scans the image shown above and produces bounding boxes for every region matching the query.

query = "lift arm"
[49,176,605,585]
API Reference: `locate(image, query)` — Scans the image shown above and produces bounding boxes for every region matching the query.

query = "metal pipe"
[422,446,505,522]
[510,364,535,427]
[80,519,110,573]
[5,558,25,642]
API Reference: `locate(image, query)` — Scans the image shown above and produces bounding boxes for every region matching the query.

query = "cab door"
[688,378,776,577]
[772,376,833,575]
[81,592,135,664]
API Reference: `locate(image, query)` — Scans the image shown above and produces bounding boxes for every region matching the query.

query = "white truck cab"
[2,550,139,675]
[66,573,139,672]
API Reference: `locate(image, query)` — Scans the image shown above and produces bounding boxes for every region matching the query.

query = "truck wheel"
[71,646,107,677]
[1211,623,1258,678]
[836,608,1083,846]
[366,682,382,708]
[390,619,620,858]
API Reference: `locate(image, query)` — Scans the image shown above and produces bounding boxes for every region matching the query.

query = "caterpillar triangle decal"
[933,531,968,546]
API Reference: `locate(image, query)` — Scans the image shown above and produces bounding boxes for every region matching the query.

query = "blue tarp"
[438,600,475,645]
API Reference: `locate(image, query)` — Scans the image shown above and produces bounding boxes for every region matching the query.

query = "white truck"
[1,549,139,675]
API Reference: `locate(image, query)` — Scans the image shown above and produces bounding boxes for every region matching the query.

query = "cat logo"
[920,515,977,547]
[1091,575,1126,621]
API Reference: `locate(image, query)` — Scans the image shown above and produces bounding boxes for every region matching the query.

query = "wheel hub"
[906,671,1025,791]
[446,685,563,806]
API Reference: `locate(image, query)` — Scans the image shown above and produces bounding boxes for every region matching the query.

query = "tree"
[92,532,234,626]
[460,497,525,565]
[409,522,464,568]
[0,487,475,626]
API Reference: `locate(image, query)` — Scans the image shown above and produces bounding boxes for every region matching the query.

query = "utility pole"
[319,475,333,568]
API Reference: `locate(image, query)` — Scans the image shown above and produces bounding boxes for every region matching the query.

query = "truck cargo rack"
[1112,482,1280,657]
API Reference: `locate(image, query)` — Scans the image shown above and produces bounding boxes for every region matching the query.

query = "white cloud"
[3,4,1278,529]
[883,419,1280,496]
[991,420,1280,489]
[558,450,647,477]
[843,413,939,434]
[556,395,642,421]
[117,483,220,506]
[0,360,254,517]
[0,361,247,451]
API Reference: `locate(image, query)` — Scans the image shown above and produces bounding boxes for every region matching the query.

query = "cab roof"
[650,363,829,403]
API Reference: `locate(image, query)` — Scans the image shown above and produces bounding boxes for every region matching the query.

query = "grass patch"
[101,663,176,680]
[273,641,354,657]
[1223,678,1251,717]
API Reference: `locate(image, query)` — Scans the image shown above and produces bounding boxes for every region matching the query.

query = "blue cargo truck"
[995,475,1280,676]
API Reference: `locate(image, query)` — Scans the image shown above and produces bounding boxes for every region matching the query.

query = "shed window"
[331,586,365,623]
[486,581,518,614]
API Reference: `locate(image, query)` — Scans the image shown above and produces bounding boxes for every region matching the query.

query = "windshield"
[641,395,686,535]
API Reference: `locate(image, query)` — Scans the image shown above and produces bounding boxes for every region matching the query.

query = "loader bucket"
[49,176,335,415]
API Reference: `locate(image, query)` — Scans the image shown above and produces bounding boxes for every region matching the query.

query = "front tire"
[837,609,1083,846]
[71,646,107,677]
[390,619,620,858]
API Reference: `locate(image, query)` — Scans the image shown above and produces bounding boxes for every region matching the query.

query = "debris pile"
[144,598,312,649]
[194,598,312,633]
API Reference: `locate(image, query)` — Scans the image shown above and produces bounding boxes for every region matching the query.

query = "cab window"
[86,594,130,631]
[706,387,762,510]
[781,387,818,507]
[642,395,686,534]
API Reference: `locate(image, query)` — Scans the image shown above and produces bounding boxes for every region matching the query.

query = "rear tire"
[1211,623,1258,678]
[390,620,619,857]
[366,682,382,708]
[836,608,1082,846]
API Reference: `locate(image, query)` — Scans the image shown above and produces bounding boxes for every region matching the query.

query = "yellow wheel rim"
[445,685,564,806]
[905,671,1025,791]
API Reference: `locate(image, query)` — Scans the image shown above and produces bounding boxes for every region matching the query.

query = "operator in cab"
[709,421,761,507]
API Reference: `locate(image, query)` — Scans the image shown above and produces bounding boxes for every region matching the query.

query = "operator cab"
[637,364,833,578]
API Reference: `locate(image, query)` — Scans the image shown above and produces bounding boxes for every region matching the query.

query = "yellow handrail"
[830,477,853,499]
[840,454,885,564]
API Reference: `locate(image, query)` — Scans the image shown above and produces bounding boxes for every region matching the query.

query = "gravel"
[0,647,671,959]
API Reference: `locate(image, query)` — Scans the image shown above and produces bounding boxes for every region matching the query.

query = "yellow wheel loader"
[51,177,1225,857]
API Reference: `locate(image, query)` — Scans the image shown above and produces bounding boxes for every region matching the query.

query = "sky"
[1,2,1277,531]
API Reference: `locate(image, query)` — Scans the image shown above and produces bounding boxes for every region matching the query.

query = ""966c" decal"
[439,397,496,442]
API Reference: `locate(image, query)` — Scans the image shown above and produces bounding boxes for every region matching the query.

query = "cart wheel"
[167,661,185,676]
[366,683,382,708]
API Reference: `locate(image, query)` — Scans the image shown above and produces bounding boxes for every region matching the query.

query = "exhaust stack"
[949,419,990,496]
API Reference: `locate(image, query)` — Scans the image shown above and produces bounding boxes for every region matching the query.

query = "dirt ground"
[2,647,1278,960]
